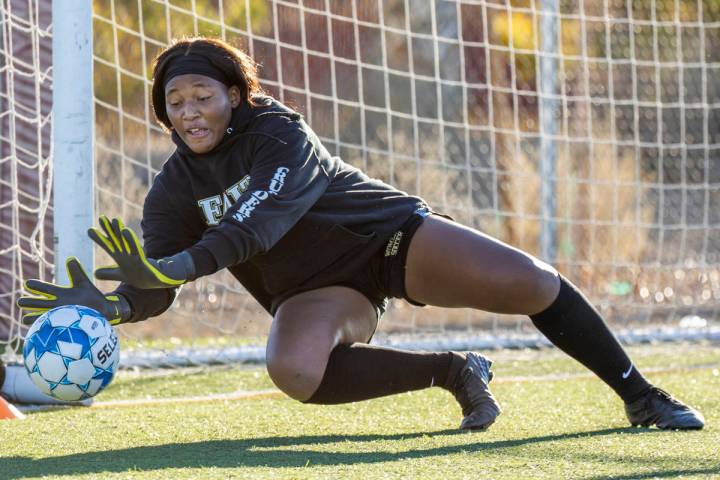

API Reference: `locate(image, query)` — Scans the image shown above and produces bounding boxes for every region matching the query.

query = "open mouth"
[186,127,210,139]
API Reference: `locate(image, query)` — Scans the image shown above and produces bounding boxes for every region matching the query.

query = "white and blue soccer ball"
[23,305,120,401]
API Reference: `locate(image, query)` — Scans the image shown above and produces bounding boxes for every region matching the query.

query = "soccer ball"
[23,305,120,401]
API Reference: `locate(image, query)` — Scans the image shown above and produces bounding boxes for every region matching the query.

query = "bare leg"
[405,215,560,314]
[266,286,377,401]
[266,285,464,409]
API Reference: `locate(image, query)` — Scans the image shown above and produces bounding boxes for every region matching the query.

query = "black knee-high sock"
[530,275,651,403]
[305,344,465,404]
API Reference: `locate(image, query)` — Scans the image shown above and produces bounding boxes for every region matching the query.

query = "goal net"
[2,0,719,366]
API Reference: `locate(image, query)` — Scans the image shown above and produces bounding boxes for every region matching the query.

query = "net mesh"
[2,0,720,362]
[0,0,53,355]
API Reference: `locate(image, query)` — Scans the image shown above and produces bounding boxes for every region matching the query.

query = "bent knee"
[266,352,326,401]
[522,258,560,314]
[490,255,560,315]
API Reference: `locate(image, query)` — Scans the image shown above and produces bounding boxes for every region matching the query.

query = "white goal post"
[2,0,719,367]
[51,0,95,287]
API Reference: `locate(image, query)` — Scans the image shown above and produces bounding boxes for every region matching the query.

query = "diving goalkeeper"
[19,37,704,431]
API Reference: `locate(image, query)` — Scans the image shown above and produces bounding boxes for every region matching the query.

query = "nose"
[181,101,200,120]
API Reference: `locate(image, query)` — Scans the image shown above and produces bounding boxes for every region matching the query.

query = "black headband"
[163,53,232,88]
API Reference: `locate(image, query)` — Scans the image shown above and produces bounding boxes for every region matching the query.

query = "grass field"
[1,343,719,479]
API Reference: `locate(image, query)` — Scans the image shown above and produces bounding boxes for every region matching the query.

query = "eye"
[198,96,211,102]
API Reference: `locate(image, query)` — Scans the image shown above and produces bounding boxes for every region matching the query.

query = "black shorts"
[271,207,434,319]
[338,207,432,318]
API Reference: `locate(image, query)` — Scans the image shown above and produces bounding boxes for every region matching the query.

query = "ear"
[228,85,242,108]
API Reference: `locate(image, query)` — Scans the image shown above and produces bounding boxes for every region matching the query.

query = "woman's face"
[164,74,241,154]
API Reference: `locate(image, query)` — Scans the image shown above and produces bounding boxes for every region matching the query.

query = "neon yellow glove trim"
[23,284,57,300]
[100,215,123,251]
[90,226,117,254]
[123,227,185,286]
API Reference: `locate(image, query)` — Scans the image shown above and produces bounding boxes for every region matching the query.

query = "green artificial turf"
[1,343,718,479]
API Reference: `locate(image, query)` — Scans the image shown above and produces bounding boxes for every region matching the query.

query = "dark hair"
[151,36,263,130]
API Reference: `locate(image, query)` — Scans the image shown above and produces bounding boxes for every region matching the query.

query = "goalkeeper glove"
[88,215,195,289]
[17,257,132,326]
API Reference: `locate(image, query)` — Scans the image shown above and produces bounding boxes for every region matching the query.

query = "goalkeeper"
[19,37,703,431]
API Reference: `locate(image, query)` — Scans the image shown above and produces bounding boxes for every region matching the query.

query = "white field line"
[89,388,284,408]
[17,389,283,412]
[17,363,719,413]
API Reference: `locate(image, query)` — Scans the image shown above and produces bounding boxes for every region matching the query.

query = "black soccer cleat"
[451,352,502,430]
[625,387,705,430]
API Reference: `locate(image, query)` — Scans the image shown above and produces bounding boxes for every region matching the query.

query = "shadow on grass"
[3,427,716,478]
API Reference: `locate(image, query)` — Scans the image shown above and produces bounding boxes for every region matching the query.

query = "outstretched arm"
[17,257,132,325]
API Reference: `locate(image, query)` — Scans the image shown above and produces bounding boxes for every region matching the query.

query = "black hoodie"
[114,97,425,321]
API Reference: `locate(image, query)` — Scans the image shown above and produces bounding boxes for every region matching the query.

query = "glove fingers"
[23,279,60,298]
[88,226,116,257]
[94,265,126,282]
[121,228,141,256]
[113,217,126,232]
[109,217,131,252]
[65,257,92,287]
[22,311,45,326]
[17,296,56,310]
[99,215,123,252]
[115,219,133,253]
